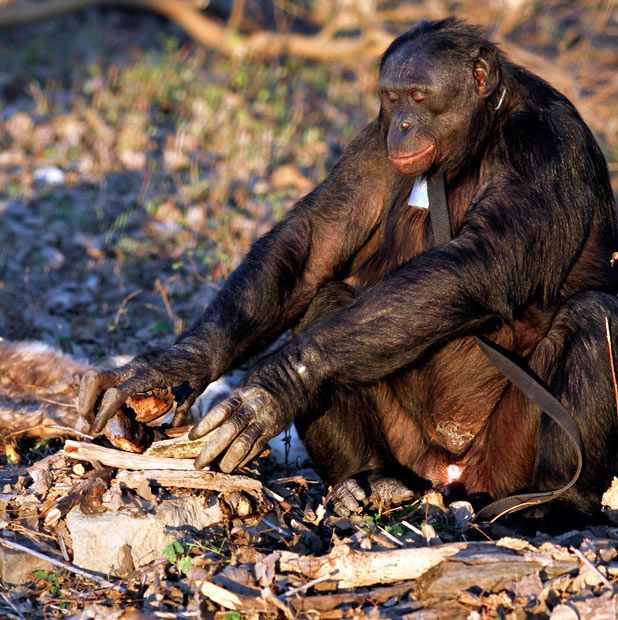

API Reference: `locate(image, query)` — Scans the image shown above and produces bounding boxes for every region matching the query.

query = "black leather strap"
[427,171,584,522]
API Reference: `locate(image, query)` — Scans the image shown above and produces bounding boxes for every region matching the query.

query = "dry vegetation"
[0,0,616,617]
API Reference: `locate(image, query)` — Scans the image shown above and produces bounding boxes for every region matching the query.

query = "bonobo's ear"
[473,48,500,98]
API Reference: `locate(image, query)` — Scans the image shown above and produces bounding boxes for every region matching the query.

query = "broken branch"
[63,439,195,470]
[116,468,262,495]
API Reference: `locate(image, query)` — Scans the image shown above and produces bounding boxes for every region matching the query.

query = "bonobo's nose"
[399,118,414,133]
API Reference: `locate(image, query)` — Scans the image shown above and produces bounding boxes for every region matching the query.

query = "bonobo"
[79,18,618,519]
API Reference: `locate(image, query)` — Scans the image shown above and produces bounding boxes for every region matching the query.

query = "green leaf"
[223,613,241,620]
[162,543,177,563]
[173,541,185,554]
[178,555,192,575]
[33,570,49,580]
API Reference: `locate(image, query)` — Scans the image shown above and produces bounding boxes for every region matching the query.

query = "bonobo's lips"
[389,143,436,174]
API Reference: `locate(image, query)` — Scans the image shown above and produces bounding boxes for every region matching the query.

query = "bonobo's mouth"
[389,142,436,174]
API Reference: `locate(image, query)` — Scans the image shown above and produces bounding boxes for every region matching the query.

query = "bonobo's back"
[496,61,617,298]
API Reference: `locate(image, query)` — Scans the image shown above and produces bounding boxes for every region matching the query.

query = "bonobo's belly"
[375,319,547,496]
[381,334,510,457]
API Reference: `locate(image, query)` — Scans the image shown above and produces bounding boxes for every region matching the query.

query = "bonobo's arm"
[181,122,398,377]
[80,121,400,431]
[190,178,589,471]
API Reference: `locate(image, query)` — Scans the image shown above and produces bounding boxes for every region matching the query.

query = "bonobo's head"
[379,18,506,176]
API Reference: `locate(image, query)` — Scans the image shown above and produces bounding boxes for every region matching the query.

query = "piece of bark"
[143,432,207,459]
[287,581,415,612]
[116,469,262,496]
[416,553,546,602]
[126,388,174,424]
[63,440,195,470]
[103,410,147,453]
[80,474,113,515]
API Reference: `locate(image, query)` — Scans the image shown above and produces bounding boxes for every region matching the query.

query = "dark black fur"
[82,19,618,519]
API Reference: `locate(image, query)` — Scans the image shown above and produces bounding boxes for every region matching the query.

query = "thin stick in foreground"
[605,316,618,418]
[0,538,124,592]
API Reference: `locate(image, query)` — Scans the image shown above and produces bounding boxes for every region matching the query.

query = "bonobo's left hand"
[188,384,291,471]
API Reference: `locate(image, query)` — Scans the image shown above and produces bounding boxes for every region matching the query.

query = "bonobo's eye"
[386,91,399,103]
[412,91,426,103]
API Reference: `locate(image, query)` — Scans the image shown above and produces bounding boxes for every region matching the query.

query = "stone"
[448,501,474,529]
[602,477,618,524]
[550,605,578,620]
[66,495,224,574]
[0,539,54,584]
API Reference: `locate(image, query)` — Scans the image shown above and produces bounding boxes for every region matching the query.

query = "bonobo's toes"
[331,478,367,517]
[369,477,415,507]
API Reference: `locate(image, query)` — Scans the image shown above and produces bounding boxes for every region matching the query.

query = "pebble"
[33,166,65,186]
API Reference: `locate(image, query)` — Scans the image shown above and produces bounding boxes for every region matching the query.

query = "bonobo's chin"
[389,143,436,175]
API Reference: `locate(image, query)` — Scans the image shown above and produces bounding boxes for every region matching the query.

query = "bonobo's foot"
[330,476,415,517]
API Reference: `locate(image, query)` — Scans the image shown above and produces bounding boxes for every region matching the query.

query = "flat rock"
[66,495,224,574]
[0,539,54,584]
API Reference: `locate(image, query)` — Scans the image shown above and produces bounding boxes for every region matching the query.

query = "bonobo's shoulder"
[498,68,603,174]
[344,119,385,156]
[503,66,588,140]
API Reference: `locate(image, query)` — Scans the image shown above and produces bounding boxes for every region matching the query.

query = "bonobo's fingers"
[191,383,291,472]
[194,416,246,469]
[171,386,203,427]
[188,394,241,440]
[331,479,366,517]
[78,368,130,425]
[238,436,269,469]
[219,423,265,473]
[92,373,159,433]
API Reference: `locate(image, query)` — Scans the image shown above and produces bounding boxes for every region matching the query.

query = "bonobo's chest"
[347,174,478,288]
[351,202,430,287]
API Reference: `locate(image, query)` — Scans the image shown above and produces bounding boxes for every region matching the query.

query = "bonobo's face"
[379,43,487,175]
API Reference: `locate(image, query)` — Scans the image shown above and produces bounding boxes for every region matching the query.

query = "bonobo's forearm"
[273,193,587,390]
[175,121,399,379]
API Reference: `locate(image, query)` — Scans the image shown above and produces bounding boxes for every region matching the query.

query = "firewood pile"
[1,431,617,618]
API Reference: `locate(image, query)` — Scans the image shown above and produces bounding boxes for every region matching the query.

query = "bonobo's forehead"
[379,43,458,89]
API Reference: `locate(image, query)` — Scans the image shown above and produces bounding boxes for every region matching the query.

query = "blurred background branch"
[0,0,615,125]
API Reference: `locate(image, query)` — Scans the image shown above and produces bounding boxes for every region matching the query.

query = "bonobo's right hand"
[78,343,212,433]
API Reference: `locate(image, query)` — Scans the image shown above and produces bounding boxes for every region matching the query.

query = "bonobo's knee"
[293,281,357,335]
[557,291,618,333]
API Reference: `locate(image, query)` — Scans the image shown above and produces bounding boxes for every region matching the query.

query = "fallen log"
[277,543,471,589]
[276,541,573,590]
[63,440,195,470]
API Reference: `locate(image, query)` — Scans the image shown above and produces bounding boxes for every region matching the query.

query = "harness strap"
[427,171,584,522]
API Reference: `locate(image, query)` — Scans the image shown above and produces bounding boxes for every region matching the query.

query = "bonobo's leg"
[292,282,414,515]
[527,291,618,518]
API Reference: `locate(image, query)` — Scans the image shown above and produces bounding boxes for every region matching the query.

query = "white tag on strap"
[407,175,429,210]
